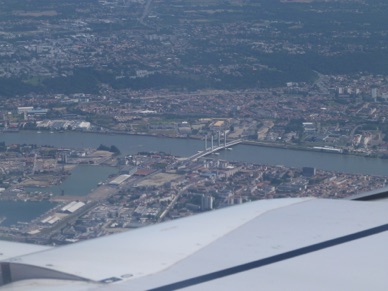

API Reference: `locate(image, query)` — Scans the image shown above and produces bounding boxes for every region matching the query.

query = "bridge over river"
[187,139,243,161]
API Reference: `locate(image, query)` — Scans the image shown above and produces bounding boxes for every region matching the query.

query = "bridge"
[187,139,243,161]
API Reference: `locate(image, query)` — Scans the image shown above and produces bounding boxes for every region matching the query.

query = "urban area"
[0,142,387,244]
[0,0,387,244]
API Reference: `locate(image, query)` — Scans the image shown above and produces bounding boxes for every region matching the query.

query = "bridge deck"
[188,139,242,161]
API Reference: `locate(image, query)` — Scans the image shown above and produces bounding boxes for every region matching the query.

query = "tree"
[110,145,121,155]
[97,144,110,151]
[0,142,6,152]
[97,144,121,155]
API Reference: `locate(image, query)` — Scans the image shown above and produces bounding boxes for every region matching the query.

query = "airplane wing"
[0,241,51,261]
[1,197,388,290]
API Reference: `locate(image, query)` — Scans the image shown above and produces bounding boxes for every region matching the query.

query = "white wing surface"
[1,197,388,290]
[0,241,51,261]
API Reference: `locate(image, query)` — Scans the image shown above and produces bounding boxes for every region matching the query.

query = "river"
[1,130,387,175]
[0,201,56,227]
[25,164,117,196]
[0,131,201,156]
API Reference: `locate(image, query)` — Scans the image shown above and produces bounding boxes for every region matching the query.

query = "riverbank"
[75,129,386,160]
[243,140,388,159]
[8,128,386,160]
[2,130,388,176]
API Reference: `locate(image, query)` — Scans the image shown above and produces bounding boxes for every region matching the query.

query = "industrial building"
[109,175,131,186]
[61,201,86,213]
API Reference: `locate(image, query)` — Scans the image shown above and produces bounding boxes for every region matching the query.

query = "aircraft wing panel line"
[148,223,388,291]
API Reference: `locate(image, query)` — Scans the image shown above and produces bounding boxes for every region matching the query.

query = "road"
[139,89,270,100]
[139,0,153,25]
[158,184,191,222]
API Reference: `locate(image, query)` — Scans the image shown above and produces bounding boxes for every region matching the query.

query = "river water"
[218,144,388,176]
[0,131,387,226]
[1,131,200,156]
[25,164,117,196]
[0,200,56,227]
[1,131,387,175]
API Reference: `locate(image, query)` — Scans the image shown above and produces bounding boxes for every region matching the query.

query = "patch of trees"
[97,144,121,155]
[0,142,6,152]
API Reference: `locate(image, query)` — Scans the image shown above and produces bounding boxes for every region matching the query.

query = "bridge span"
[188,139,243,161]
